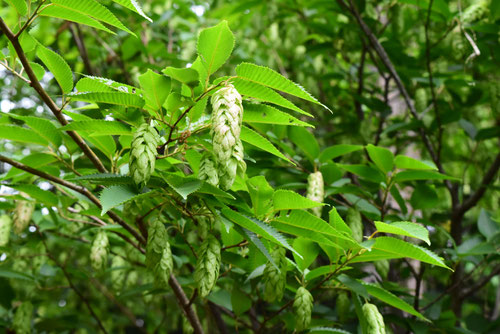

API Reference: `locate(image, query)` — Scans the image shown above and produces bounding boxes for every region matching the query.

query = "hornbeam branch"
[0,17,108,173]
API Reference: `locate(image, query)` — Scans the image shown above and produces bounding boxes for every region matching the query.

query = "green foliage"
[0,1,498,333]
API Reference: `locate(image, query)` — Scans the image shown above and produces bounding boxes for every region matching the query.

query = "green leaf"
[319,145,364,162]
[231,287,252,316]
[138,70,171,112]
[351,237,450,269]
[247,176,274,218]
[0,125,49,146]
[365,144,394,173]
[72,173,133,185]
[374,221,430,245]
[99,185,144,215]
[293,237,320,270]
[67,92,145,108]
[61,120,132,136]
[221,208,299,257]
[36,44,73,94]
[110,0,152,22]
[9,184,58,206]
[162,173,202,200]
[308,327,352,334]
[289,126,320,163]
[39,5,114,33]
[329,207,352,236]
[50,0,134,35]
[162,67,199,87]
[394,155,437,170]
[362,283,429,321]
[243,103,312,127]
[236,62,330,111]
[232,78,311,117]
[240,126,291,163]
[5,153,57,179]
[337,164,385,183]
[0,268,35,282]
[9,115,62,147]
[197,21,234,77]
[76,76,137,93]
[394,170,459,182]
[6,0,27,16]
[478,209,499,241]
[273,189,323,211]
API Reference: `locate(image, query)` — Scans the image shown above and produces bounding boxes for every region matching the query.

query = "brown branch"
[69,23,93,75]
[0,18,108,173]
[208,302,230,334]
[355,43,366,120]
[460,264,500,301]
[169,275,204,334]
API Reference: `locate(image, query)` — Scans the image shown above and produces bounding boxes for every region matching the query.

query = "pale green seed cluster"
[194,234,221,298]
[90,230,109,272]
[336,291,350,323]
[202,84,246,190]
[198,153,219,187]
[414,88,427,113]
[129,123,161,187]
[263,247,287,302]
[13,301,33,334]
[13,200,35,234]
[347,208,363,243]
[461,0,489,23]
[146,220,173,288]
[0,214,12,246]
[362,303,386,334]
[293,286,314,331]
[375,260,390,279]
[111,255,127,291]
[306,171,324,217]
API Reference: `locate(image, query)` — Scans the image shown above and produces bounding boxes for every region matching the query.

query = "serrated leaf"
[0,125,49,146]
[394,155,437,170]
[6,0,27,16]
[5,153,57,179]
[319,144,364,162]
[138,70,171,112]
[196,182,235,199]
[67,92,144,108]
[362,283,429,321]
[366,144,394,173]
[39,5,114,33]
[289,126,320,163]
[50,0,134,35]
[111,0,152,22]
[61,120,132,136]
[221,208,300,257]
[394,170,459,182]
[273,190,323,211]
[351,237,450,269]
[329,207,352,236]
[308,327,352,334]
[243,103,312,127]
[162,67,199,87]
[375,221,430,245]
[76,75,138,93]
[9,115,62,147]
[240,126,291,163]
[99,185,144,215]
[37,44,73,94]
[162,173,202,200]
[236,62,330,111]
[197,21,234,77]
[72,173,133,185]
[232,78,311,116]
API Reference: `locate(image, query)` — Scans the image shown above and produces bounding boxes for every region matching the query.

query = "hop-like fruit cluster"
[0,214,12,246]
[306,171,324,217]
[194,234,221,298]
[203,84,246,190]
[461,0,489,23]
[263,247,287,302]
[111,255,127,291]
[336,291,350,323]
[362,303,386,334]
[374,260,390,280]
[13,301,33,334]
[293,286,314,331]
[90,230,109,272]
[129,123,161,187]
[347,208,363,243]
[146,220,173,288]
[13,200,35,234]
[414,88,427,113]
[198,153,219,187]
